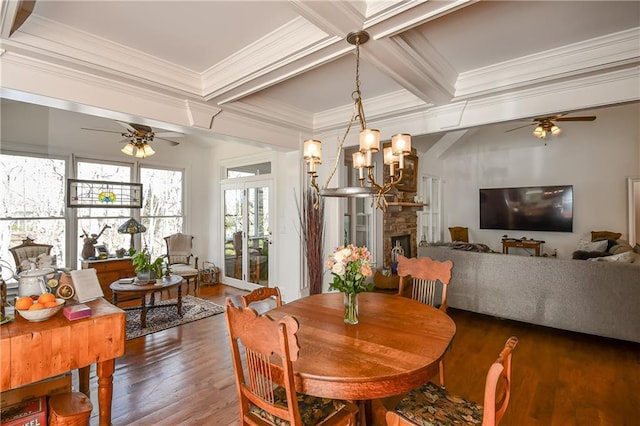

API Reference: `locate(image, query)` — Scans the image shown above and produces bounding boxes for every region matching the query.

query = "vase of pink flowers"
[326,244,373,324]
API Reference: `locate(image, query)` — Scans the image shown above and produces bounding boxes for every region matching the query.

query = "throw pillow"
[572,250,611,260]
[591,231,622,241]
[610,244,633,255]
[576,239,608,253]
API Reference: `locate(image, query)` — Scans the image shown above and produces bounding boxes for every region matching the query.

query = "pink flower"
[360,264,372,277]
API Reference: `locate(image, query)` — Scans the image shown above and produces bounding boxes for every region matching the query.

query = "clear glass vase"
[343,292,359,325]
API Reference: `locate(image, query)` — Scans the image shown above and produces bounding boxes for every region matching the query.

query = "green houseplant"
[131,246,164,282]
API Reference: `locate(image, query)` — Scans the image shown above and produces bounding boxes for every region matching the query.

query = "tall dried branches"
[297,187,324,294]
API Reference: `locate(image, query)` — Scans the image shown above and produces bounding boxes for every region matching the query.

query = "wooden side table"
[502,239,545,256]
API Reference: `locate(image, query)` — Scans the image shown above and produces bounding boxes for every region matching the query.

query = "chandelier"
[121,138,155,158]
[303,30,411,211]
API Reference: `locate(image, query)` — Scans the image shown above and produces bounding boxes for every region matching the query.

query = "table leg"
[140,296,147,328]
[78,366,90,398]
[177,284,182,316]
[96,359,115,426]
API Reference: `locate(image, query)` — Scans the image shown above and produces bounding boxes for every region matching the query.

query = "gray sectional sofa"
[418,246,640,343]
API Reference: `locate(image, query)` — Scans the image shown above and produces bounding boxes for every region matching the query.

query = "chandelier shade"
[303,30,412,210]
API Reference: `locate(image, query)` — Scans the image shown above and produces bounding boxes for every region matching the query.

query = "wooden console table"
[1,298,125,426]
[81,257,135,300]
[502,239,545,256]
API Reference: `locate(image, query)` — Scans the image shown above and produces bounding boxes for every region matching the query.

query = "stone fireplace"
[383,204,418,267]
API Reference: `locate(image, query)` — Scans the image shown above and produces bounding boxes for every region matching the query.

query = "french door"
[222,180,272,287]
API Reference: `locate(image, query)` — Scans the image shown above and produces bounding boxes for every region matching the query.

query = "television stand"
[502,238,545,256]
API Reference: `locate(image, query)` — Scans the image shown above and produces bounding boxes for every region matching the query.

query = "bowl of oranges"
[14,293,65,322]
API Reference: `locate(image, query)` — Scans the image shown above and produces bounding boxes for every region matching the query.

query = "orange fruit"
[44,301,59,308]
[38,293,56,304]
[29,303,45,310]
[15,297,33,310]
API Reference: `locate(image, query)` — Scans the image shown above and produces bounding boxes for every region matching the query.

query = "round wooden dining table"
[265,291,456,400]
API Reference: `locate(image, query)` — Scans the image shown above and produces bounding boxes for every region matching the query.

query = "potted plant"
[131,246,164,282]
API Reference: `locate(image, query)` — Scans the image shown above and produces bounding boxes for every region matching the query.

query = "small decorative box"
[63,304,92,321]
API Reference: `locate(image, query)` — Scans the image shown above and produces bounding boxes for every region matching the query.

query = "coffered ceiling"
[1,1,638,150]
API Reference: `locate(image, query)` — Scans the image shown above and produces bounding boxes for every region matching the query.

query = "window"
[76,159,133,257]
[140,166,184,257]
[419,176,442,243]
[226,162,271,178]
[0,153,67,271]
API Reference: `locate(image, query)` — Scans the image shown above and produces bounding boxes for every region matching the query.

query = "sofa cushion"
[576,239,608,253]
[591,231,622,241]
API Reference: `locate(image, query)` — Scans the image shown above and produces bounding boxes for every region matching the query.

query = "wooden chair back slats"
[412,279,438,306]
[397,255,453,312]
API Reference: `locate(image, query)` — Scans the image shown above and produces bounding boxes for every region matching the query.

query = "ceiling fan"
[506,113,596,140]
[82,121,182,158]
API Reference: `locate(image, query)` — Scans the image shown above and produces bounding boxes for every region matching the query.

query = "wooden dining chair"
[224,299,359,426]
[449,226,469,242]
[383,336,519,426]
[397,255,453,387]
[241,286,282,315]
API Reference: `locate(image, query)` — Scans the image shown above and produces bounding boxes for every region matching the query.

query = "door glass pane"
[224,188,244,280]
[247,185,269,286]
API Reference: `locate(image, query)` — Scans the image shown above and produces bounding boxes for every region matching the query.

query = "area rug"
[125,295,225,340]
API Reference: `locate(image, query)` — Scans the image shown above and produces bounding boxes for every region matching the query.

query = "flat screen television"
[479,185,573,232]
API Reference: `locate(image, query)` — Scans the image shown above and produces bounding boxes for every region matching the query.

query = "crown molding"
[221,97,314,133]
[367,0,477,40]
[0,52,220,132]
[201,17,336,102]
[456,27,640,99]
[9,14,202,95]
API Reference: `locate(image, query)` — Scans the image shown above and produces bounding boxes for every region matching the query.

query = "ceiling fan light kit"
[303,30,411,211]
[506,114,596,141]
[82,121,180,159]
[121,140,155,158]
[533,122,561,139]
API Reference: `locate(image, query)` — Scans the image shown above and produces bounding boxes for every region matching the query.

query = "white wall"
[423,103,640,258]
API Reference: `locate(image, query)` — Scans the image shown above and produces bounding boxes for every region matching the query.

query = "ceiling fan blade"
[555,116,596,121]
[155,131,183,138]
[155,136,180,146]
[115,121,138,134]
[81,127,124,134]
[505,123,536,132]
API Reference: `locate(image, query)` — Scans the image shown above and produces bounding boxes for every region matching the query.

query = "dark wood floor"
[86,284,639,425]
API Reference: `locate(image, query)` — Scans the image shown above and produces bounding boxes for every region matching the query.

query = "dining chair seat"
[384,336,519,426]
[249,386,352,426]
[394,381,483,425]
